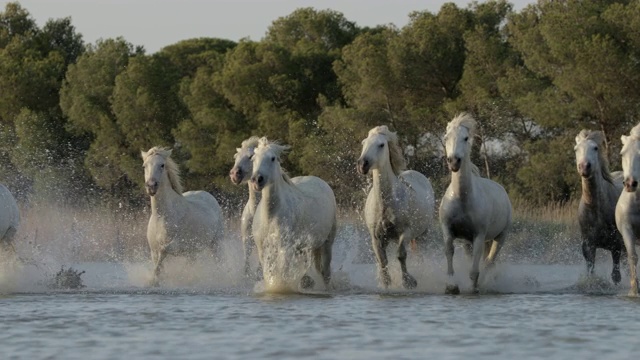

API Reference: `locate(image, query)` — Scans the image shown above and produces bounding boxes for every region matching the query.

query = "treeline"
[1,0,640,209]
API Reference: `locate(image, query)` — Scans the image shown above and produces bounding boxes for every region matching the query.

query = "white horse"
[229,136,262,279]
[575,130,624,284]
[0,184,19,255]
[439,113,512,294]
[615,123,640,296]
[357,126,435,289]
[250,138,337,290]
[142,146,224,286]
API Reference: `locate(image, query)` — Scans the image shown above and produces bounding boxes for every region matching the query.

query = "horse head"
[141,147,182,196]
[357,126,406,176]
[574,130,605,179]
[445,113,476,173]
[230,137,260,185]
[621,125,640,192]
[357,128,390,175]
[250,137,290,192]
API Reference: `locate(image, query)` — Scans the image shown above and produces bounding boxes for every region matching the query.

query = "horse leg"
[372,234,391,288]
[242,235,253,278]
[611,247,622,285]
[319,223,336,287]
[621,229,638,296]
[485,230,506,267]
[444,230,459,294]
[470,233,487,294]
[398,234,417,289]
[1,226,17,257]
[582,240,596,276]
[150,249,167,287]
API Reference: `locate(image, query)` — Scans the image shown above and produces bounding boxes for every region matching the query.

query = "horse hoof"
[301,275,315,289]
[445,284,460,295]
[402,274,418,289]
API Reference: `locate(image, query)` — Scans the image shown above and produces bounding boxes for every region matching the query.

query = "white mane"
[367,125,407,175]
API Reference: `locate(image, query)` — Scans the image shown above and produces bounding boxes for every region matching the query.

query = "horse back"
[182,190,225,238]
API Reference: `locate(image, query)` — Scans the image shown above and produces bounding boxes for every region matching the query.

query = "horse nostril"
[633,180,638,188]
[586,162,591,169]
[257,175,264,184]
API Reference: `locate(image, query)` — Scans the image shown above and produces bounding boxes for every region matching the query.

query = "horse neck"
[371,161,399,205]
[150,178,183,216]
[449,155,474,200]
[261,171,295,214]
[580,173,607,206]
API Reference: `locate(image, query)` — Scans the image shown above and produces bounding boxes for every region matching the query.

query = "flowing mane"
[576,129,613,184]
[234,136,260,159]
[142,146,183,194]
[446,112,477,139]
[368,126,407,175]
[256,137,294,185]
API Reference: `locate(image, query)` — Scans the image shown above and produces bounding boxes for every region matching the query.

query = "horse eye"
[161,164,165,169]
[271,157,275,162]
[594,146,598,151]
[464,137,469,142]
[379,143,384,148]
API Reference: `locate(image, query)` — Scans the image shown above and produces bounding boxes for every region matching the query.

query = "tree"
[60,38,140,195]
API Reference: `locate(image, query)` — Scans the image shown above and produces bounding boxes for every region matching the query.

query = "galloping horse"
[230,136,262,279]
[616,123,640,296]
[575,130,624,283]
[0,184,19,255]
[142,147,224,286]
[439,113,512,294]
[250,138,337,291]
[357,126,435,289]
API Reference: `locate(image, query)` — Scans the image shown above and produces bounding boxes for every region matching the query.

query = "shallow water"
[2,257,640,359]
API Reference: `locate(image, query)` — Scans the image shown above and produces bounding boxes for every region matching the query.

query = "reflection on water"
[0,221,638,359]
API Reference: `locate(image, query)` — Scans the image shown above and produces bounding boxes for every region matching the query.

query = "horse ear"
[140,150,148,160]
[167,148,173,157]
[622,135,629,146]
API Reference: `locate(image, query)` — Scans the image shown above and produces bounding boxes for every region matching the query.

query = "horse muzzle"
[578,162,592,178]
[229,168,243,185]
[357,159,370,175]
[250,174,265,192]
[447,156,461,172]
[624,178,638,192]
[145,181,158,196]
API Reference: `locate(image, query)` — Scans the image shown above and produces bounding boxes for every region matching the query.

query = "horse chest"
[442,205,476,241]
[374,207,401,241]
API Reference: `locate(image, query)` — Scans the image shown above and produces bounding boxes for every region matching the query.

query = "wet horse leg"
[470,233,487,294]
[582,240,596,276]
[443,230,459,294]
[485,230,506,267]
[242,234,254,278]
[611,247,622,285]
[1,226,17,257]
[621,229,638,296]
[150,249,167,287]
[372,234,391,288]
[398,233,417,289]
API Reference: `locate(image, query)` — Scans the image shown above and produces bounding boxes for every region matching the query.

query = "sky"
[12,0,533,54]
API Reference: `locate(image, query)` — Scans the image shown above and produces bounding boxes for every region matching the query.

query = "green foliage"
[5,1,640,209]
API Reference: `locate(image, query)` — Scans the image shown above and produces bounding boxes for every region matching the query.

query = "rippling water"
[2,255,640,360]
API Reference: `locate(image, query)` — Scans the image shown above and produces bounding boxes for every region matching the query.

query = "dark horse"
[575,130,624,283]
